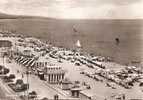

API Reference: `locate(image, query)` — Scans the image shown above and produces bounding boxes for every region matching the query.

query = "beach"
[0,0,143,100]
[0,35,142,100]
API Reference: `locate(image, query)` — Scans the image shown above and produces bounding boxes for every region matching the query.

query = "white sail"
[76,40,81,48]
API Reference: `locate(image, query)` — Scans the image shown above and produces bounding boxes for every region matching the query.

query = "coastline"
[0,18,142,65]
[0,31,143,100]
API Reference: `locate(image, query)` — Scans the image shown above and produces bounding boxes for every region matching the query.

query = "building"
[43,65,66,84]
[70,88,81,98]
[0,40,12,48]
[79,91,93,100]
[60,78,72,90]
[0,47,9,57]
[35,57,49,69]
[79,90,104,100]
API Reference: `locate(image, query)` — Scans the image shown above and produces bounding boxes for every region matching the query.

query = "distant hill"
[0,12,52,19]
[0,12,35,19]
[0,12,18,19]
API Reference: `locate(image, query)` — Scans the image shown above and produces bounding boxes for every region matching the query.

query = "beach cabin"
[70,88,81,98]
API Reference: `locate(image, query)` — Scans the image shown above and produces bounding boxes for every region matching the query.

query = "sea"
[0,18,143,65]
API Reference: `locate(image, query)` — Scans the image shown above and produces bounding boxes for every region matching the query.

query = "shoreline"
[39,38,141,67]
[0,32,143,99]
[0,18,141,65]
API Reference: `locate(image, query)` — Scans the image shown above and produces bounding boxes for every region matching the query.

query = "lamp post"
[24,52,30,100]
[2,48,6,74]
[26,66,29,100]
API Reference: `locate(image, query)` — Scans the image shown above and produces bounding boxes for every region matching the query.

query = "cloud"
[96,0,142,5]
[0,0,143,19]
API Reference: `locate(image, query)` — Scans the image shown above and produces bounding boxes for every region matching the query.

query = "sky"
[0,0,143,19]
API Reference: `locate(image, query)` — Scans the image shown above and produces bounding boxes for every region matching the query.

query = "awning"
[20,57,28,64]
[23,58,31,66]
[30,61,35,67]
[25,58,35,67]
[17,56,24,62]
[15,56,20,61]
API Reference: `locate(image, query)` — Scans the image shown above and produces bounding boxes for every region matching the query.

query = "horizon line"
[1,11,143,20]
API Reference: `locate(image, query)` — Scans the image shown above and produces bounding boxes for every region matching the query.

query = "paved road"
[48,57,143,100]
[0,86,7,100]
[3,57,70,99]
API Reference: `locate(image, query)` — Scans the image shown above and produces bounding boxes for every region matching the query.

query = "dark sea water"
[0,18,143,65]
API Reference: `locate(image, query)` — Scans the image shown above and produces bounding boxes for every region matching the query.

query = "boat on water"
[131,60,140,64]
[115,38,120,45]
[76,40,82,48]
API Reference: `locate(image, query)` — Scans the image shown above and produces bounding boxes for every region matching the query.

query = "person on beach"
[22,73,24,78]
[17,69,20,73]
[115,38,120,45]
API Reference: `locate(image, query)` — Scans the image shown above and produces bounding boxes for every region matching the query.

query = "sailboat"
[76,40,82,48]
[115,38,120,45]
[75,40,82,57]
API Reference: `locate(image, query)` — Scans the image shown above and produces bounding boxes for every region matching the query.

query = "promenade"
[46,56,143,100]
[1,57,72,99]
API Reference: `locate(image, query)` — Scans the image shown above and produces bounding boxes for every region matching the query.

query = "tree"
[15,79,28,92]
[139,82,143,86]
[4,68,10,74]
[75,80,80,84]
[0,65,3,71]
[3,75,9,80]
[21,84,28,91]
[16,79,24,85]
[29,91,37,99]
[8,74,16,79]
